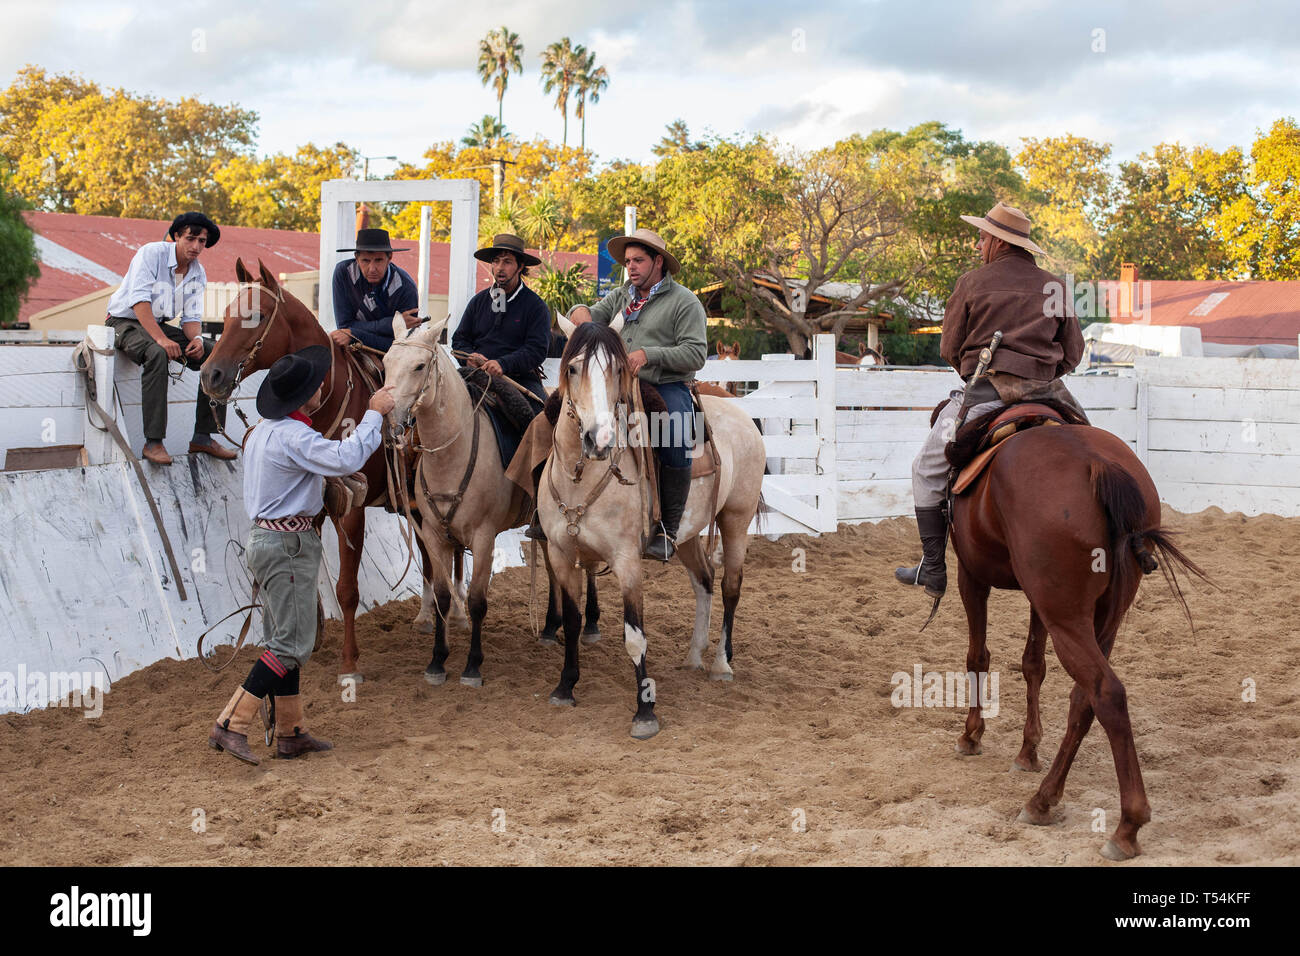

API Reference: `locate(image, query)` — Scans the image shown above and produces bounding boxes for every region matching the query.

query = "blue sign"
[597,237,619,299]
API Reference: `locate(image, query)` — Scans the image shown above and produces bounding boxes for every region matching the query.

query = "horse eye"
[415,363,425,371]
[567,365,577,375]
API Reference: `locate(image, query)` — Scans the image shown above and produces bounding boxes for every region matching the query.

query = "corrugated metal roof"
[19,211,595,322]
[1099,278,1300,345]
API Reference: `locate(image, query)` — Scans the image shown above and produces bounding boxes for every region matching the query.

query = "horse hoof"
[412,617,434,635]
[955,739,982,756]
[709,670,733,682]
[424,669,447,686]
[538,633,559,647]
[1101,839,1138,862]
[630,718,660,740]
[1011,758,1041,773]
[460,675,483,688]
[581,628,601,645]
[1017,806,1053,826]
[338,672,363,686]
[549,694,575,707]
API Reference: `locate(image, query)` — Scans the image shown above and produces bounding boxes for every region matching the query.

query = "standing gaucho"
[330,228,421,352]
[563,228,708,561]
[894,202,1087,598]
[451,233,551,401]
[105,211,234,465]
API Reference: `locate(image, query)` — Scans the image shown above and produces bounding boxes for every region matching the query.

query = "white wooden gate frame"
[318,178,480,338]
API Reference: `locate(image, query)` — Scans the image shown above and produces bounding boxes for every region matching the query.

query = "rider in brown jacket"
[895,202,1086,597]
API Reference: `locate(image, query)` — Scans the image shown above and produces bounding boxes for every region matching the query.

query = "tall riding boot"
[524,462,547,541]
[208,687,263,765]
[273,694,333,759]
[893,506,949,597]
[643,464,693,561]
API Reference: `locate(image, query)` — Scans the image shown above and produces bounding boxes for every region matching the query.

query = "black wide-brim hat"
[256,346,333,419]
[168,211,220,248]
[474,233,541,267]
[338,228,408,253]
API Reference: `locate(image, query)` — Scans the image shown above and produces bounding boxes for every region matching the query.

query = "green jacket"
[578,274,707,385]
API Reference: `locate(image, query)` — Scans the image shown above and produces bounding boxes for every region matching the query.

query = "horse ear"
[608,313,624,335]
[556,311,576,339]
[234,258,252,284]
[391,312,406,343]
[858,341,867,356]
[257,260,282,294]
[427,314,449,341]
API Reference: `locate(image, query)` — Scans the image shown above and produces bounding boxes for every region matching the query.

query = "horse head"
[716,340,740,360]
[555,312,632,461]
[383,313,450,430]
[201,258,314,401]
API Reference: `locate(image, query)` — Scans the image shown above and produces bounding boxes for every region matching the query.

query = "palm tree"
[539,38,586,147]
[574,50,609,151]
[462,115,510,148]
[652,119,703,158]
[477,26,524,127]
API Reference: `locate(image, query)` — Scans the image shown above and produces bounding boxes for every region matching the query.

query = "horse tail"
[753,491,767,535]
[1090,458,1209,638]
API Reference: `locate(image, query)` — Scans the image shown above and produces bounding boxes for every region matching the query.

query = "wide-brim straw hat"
[607,228,681,275]
[474,233,541,267]
[256,346,332,419]
[959,202,1046,257]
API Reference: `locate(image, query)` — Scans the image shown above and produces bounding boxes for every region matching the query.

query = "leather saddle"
[945,401,1080,495]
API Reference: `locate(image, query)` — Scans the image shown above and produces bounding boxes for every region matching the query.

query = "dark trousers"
[651,380,696,469]
[106,316,225,442]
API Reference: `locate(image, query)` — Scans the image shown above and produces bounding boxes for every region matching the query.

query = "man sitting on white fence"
[895,202,1086,597]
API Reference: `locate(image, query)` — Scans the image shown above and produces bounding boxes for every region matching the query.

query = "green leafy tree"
[1016,134,1115,276]
[0,173,40,327]
[532,261,594,316]
[477,27,524,127]
[652,119,704,158]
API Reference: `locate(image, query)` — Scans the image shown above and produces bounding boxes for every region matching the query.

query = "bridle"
[206,282,287,441]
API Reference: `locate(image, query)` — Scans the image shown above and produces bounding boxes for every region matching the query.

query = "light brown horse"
[540,316,767,738]
[199,259,444,682]
[949,423,1205,860]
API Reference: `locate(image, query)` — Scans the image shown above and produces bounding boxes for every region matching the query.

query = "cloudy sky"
[2,0,1296,171]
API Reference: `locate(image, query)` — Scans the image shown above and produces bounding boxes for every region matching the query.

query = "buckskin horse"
[947,412,1205,860]
[540,316,766,739]
[199,259,448,682]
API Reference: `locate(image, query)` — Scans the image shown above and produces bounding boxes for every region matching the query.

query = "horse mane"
[558,321,636,406]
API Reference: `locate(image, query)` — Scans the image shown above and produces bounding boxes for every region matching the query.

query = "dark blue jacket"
[451,282,551,391]
[331,259,419,351]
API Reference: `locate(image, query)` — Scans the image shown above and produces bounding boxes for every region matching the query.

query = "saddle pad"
[483,403,525,471]
[953,419,1063,494]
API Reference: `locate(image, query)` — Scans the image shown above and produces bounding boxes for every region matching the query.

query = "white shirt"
[106,241,207,325]
[242,410,384,520]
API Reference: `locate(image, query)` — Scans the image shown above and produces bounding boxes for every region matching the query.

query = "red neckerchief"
[289,410,312,426]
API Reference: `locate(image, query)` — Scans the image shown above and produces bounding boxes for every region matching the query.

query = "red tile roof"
[19,211,596,322]
[1099,278,1300,346]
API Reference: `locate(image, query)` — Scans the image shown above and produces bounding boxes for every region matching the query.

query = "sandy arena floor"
[2,507,1296,866]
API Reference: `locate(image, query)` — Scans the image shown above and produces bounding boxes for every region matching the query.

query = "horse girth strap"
[418,410,482,541]
[73,339,188,603]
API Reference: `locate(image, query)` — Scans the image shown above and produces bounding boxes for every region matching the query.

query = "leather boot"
[273,694,333,759]
[644,464,693,561]
[524,463,547,540]
[208,687,262,765]
[894,506,949,597]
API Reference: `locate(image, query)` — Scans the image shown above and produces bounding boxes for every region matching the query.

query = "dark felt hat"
[338,228,408,253]
[474,233,541,267]
[256,346,333,419]
[168,211,220,248]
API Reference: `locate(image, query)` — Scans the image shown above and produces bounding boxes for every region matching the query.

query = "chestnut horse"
[199,259,444,682]
[949,423,1205,860]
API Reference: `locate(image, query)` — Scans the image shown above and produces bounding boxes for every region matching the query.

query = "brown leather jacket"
[940,246,1084,387]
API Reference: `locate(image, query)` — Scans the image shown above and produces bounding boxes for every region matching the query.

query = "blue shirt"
[106,241,207,325]
[242,410,384,520]
[450,281,551,383]
[331,260,419,351]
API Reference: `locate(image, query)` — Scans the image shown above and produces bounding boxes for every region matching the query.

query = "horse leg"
[1013,609,1048,772]
[955,565,990,755]
[617,556,658,739]
[422,539,454,685]
[581,568,602,644]
[548,557,584,706]
[459,532,494,687]
[335,508,365,683]
[539,545,562,646]
[712,507,753,680]
[675,536,714,671]
[412,534,436,634]
[449,546,469,628]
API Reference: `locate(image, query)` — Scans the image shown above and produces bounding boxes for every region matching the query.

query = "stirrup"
[643,528,676,561]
